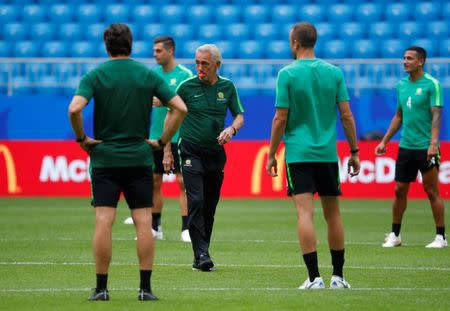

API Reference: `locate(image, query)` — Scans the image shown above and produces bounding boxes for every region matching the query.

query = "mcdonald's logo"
[0,144,21,194]
[251,145,285,195]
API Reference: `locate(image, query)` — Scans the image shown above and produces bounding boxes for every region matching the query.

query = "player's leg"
[172,144,190,242]
[152,173,164,239]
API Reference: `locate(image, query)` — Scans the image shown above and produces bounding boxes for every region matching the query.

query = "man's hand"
[266,155,278,177]
[347,154,360,177]
[427,143,439,161]
[217,127,234,145]
[147,139,162,151]
[79,136,102,154]
[153,97,163,107]
[374,142,387,155]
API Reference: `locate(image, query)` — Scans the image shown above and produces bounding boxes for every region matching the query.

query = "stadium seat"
[368,22,393,40]
[104,5,130,24]
[265,40,290,59]
[42,41,68,58]
[173,0,198,4]
[215,5,240,24]
[85,23,106,41]
[127,23,141,41]
[322,40,348,59]
[427,63,447,79]
[0,42,12,57]
[239,41,263,59]
[30,23,56,41]
[352,40,377,58]
[385,3,410,21]
[132,5,158,24]
[439,39,450,57]
[226,24,250,41]
[255,23,279,42]
[298,4,325,24]
[39,75,60,95]
[131,40,149,58]
[4,23,28,41]
[339,22,365,40]
[202,0,228,5]
[414,2,439,21]
[444,2,450,20]
[213,40,236,59]
[70,41,96,58]
[409,38,437,58]
[22,5,47,23]
[59,23,83,41]
[428,21,448,39]
[355,3,382,22]
[398,22,423,40]
[160,5,184,24]
[0,5,18,24]
[142,24,167,41]
[54,63,77,82]
[182,40,202,59]
[76,5,102,23]
[11,76,34,95]
[49,4,74,23]
[14,41,39,57]
[327,4,353,23]
[381,39,406,58]
[39,0,70,4]
[243,5,268,24]
[198,24,222,41]
[315,23,336,41]
[234,76,258,96]
[221,63,246,80]
[187,5,211,24]
[271,5,296,24]
[169,24,194,44]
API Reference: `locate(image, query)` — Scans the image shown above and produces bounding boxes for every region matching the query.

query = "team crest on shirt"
[415,88,422,95]
[170,78,177,85]
[184,159,192,167]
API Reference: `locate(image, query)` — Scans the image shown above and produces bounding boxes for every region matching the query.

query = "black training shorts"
[153,143,181,174]
[91,166,153,209]
[286,162,342,197]
[395,147,440,183]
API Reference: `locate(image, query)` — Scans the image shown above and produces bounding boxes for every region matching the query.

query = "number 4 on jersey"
[406,96,412,109]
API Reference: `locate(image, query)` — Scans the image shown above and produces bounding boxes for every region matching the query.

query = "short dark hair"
[291,22,317,48]
[405,46,427,64]
[153,36,175,52]
[103,24,132,57]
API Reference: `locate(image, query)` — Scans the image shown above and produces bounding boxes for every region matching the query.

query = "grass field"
[0,197,449,311]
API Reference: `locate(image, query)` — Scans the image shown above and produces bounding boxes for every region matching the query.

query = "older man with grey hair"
[176,44,245,271]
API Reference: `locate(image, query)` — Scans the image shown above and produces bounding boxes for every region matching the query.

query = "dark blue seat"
[271,5,296,24]
[142,24,167,41]
[255,23,278,42]
[59,23,83,41]
[398,22,423,40]
[444,2,450,19]
[439,39,450,57]
[4,23,28,41]
[226,23,249,41]
[104,4,130,24]
[14,41,39,57]
[198,24,222,41]
[298,4,324,24]
[76,5,102,23]
[0,42,12,57]
[131,41,149,59]
[409,38,437,57]
[213,40,235,59]
[30,23,56,41]
[22,5,47,23]
[352,40,377,58]
[414,2,439,21]
[243,5,268,24]
[0,5,18,23]
[182,40,201,59]
[71,41,96,58]
[187,5,211,24]
[240,41,262,59]
[127,23,141,41]
[368,22,393,40]
[340,22,365,40]
[265,40,290,59]
[315,23,336,40]
[322,40,348,59]
[160,5,184,24]
[327,4,353,23]
[169,24,194,44]
[215,5,240,24]
[42,41,68,57]
[381,39,406,58]
[49,4,73,23]
[85,23,106,41]
[132,5,158,24]
[385,3,410,21]
[355,3,382,22]
[428,21,448,39]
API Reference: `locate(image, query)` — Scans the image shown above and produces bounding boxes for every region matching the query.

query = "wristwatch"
[76,134,86,143]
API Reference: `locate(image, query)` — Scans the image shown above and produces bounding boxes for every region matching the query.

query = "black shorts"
[91,166,153,209]
[153,143,181,174]
[395,147,440,183]
[286,162,342,197]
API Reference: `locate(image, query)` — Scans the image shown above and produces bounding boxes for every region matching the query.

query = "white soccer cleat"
[382,232,401,247]
[181,229,191,242]
[298,277,325,290]
[123,217,134,225]
[425,234,448,248]
[329,275,351,289]
[152,226,164,240]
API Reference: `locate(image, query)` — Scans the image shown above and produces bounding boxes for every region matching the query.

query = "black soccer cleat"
[193,253,215,272]
[138,289,158,301]
[88,288,109,301]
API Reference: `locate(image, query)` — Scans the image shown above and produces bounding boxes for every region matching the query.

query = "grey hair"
[196,44,222,64]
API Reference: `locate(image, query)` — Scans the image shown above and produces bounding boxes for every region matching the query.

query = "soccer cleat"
[425,234,448,248]
[88,288,109,301]
[152,226,164,240]
[329,275,351,289]
[123,217,134,225]
[181,229,191,242]
[192,253,215,272]
[298,277,325,290]
[138,289,158,301]
[382,232,401,247]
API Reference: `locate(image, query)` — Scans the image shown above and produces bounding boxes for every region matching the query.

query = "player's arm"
[338,101,360,176]
[375,108,403,155]
[160,95,187,144]
[217,114,244,145]
[428,106,442,159]
[266,107,288,177]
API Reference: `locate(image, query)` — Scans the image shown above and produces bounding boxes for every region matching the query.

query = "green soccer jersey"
[76,58,175,168]
[397,73,443,150]
[275,59,349,163]
[177,75,244,149]
[150,64,193,142]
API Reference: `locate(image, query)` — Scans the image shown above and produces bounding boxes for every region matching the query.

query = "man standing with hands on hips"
[176,44,244,271]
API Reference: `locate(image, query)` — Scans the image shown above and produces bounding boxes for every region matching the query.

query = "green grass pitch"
[0,197,449,310]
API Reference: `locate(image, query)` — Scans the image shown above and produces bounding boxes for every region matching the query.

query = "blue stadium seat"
[414,2,439,21]
[327,4,353,23]
[22,5,47,23]
[368,22,393,40]
[381,39,406,58]
[12,76,34,95]
[132,5,158,24]
[340,22,365,40]
[40,0,70,4]
[226,24,249,41]
[198,24,222,41]
[352,40,377,58]
[71,41,96,58]
[215,5,240,24]
[173,0,198,4]
[428,21,448,39]
[315,23,336,40]
[243,5,268,24]
[96,0,124,4]
[322,40,348,59]
[271,5,296,24]
[169,24,194,44]
[4,23,28,41]
[410,38,437,58]
[234,76,258,96]
[160,5,184,24]
[265,40,290,59]
[213,40,236,59]
[298,4,325,24]
[385,3,410,21]
[76,5,102,23]
[131,40,149,58]
[54,63,77,82]
[444,2,450,20]
[30,23,56,41]
[104,5,130,24]
[398,22,423,40]
[42,41,68,57]
[255,23,279,43]
[127,23,141,41]
[0,5,18,24]
[202,0,228,4]
[182,40,201,59]
[14,41,39,57]
[240,41,263,59]
[142,24,167,41]
[0,42,12,57]
[49,4,73,23]
[427,63,447,79]
[59,23,83,41]
[221,63,246,80]
[187,5,211,24]
[355,3,382,22]
[85,23,106,41]
[439,39,450,57]
[97,42,107,57]
[39,75,61,95]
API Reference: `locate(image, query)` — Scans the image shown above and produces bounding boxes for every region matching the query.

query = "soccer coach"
[176,44,244,271]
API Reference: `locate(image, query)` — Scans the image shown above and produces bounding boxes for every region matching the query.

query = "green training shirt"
[397,73,444,150]
[150,64,193,142]
[76,58,175,168]
[275,58,349,163]
[177,75,244,149]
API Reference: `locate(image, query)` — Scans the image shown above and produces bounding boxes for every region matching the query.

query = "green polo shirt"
[275,58,349,163]
[76,58,175,168]
[397,73,443,150]
[177,75,244,149]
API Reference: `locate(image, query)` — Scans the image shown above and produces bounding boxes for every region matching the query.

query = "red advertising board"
[0,140,449,198]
